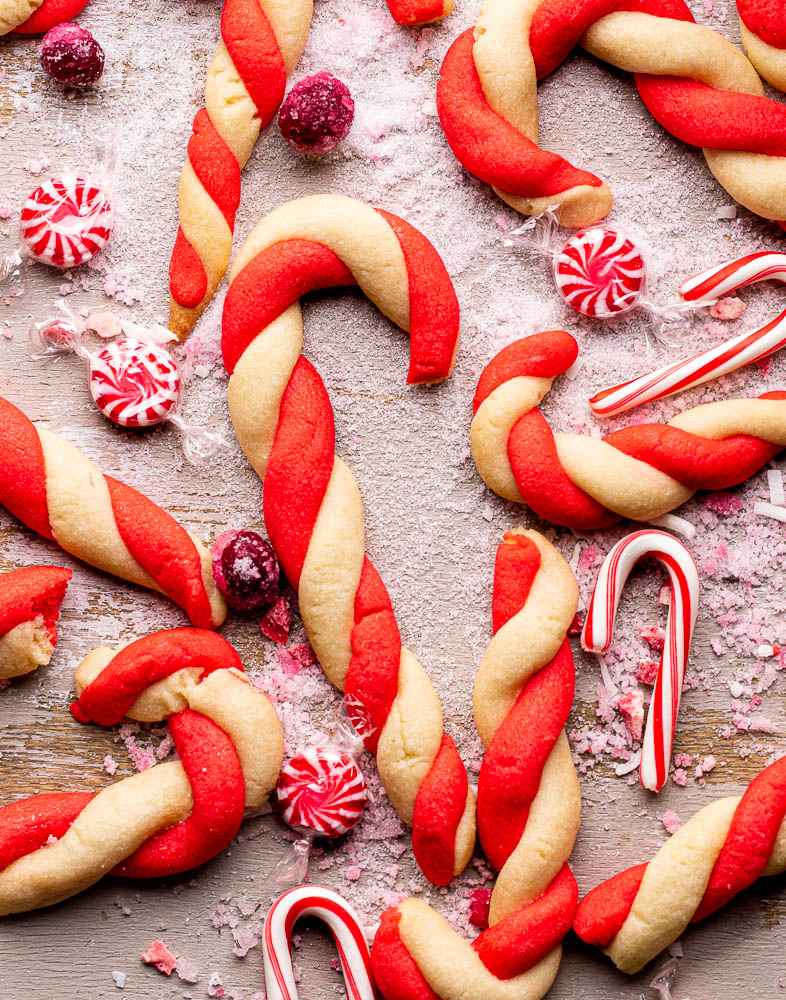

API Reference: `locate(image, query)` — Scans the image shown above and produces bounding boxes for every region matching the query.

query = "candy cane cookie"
[167,0,313,341]
[0,0,86,35]
[574,754,786,973]
[471,329,786,531]
[222,194,473,886]
[0,565,72,680]
[0,628,282,914]
[437,0,786,227]
[371,530,580,1000]
[737,0,786,93]
[0,396,225,628]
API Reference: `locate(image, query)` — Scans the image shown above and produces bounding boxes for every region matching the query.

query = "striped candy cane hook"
[591,251,786,418]
[582,530,700,793]
[263,886,377,1000]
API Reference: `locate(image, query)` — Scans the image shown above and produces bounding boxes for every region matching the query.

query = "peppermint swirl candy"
[554,228,646,318]
[276,747,367,838]
[20,176,113,269]
[89,338,181,428]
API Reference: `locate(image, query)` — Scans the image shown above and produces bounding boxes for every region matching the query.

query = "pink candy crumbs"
[468,888,491,930]
[617,689,644,742]
[709,296,745,321]
[636,660,659,685]
[661,810,681,835]
[260,595,291,643]
[141,940,177,976]
[278,72,355,154]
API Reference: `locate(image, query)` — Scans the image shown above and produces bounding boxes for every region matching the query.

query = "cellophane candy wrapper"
[29,300,227,466]
[0,140,117,297]
[503,211,712,339]
[265,714,369,888]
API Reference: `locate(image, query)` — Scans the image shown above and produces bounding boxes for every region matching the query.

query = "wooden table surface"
[2,0,786,997]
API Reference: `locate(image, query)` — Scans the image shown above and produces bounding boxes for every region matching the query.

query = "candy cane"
[263,886,376,1000]
[582,530,700,793]
[590,251,786,417]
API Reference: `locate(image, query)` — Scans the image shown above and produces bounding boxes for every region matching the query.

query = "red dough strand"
[115,708,245,878]
[13,0,89,33]
[105,477,216,629]
[737,0,786,48]
[0,397,53,540]
[70,628,241,725]
[0,566,72,642]
[437,31,606,200]
[375,209,461,383]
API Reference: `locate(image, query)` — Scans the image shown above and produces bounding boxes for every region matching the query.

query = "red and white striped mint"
[554,227,646,318]
[20,175,112,269]
[276,747,366,838]
[581,530,700,793]
[88,338,181,428]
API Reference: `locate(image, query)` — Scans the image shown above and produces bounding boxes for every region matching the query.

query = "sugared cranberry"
[278,72,354,154]
[41,24,105,88]
[212,529,279,610]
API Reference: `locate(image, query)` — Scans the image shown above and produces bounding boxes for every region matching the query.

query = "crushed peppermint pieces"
[141,940,177,976]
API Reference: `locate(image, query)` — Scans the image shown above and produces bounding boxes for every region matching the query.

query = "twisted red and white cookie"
[0,628,283,914]
[471,330,786,530]
[0,565,72,679]
[0,397,225,628]
[167,0,312,340]
[574,754,786,973]
[222,194,473,886]
[437,0,786,227]
[738,0,786,93]
[372,530,581,1000]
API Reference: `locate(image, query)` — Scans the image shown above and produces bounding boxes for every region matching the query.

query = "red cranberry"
[212,529,279,610]
[41,24,105,88]
[278,72,354,154]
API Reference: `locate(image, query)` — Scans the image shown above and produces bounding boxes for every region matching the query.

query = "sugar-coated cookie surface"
[471,330,786,528]
[223,193,472,886]
[574,754,786,973]
[0,565,71,679]
[0,396,226,628]
[437,0,786,226]
[0,628,283,915]
[372,530,581,1000]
